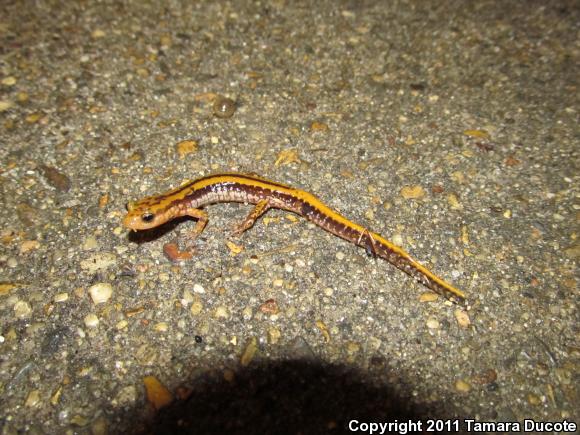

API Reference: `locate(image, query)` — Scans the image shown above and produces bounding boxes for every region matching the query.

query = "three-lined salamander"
[123,173,466,304]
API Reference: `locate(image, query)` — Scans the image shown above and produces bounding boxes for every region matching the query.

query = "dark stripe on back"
[148,173,294,203]
[215,173,292,189]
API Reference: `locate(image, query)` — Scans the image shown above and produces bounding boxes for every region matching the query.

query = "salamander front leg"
[231,200,270,237]
[163,208,208,262]
[184,208,209,244]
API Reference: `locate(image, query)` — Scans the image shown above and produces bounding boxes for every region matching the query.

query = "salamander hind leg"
[231,199,271,237]
[357,228,378,258]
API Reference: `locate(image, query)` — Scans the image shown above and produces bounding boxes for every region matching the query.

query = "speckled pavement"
[0,1,578,434]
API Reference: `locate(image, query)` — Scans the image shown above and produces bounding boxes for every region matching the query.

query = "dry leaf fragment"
[98,193,109,208]
[0,283,20,296]
[40,165,71,192]
[505,156,521,166]
[226,240,244,255]
[275,149,301,166]
[316,320,331,342]
[20,240,40,254]
[193,92,218,103]
[259,299,279,314]
[176,140,198,159]
[419,292,439,302]
[310,121,329,132]
[463,129,490,139]
[163,243,193,262]
[400,185,425,199]
[143,376,173,410]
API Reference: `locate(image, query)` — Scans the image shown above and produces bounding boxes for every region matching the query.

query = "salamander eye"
[141,212,155,223]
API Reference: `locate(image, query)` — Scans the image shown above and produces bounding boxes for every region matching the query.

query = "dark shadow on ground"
[123,359,454,435]
[126,216,194,244]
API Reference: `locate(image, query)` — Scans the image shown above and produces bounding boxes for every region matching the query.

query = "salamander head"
[123,196,178,230]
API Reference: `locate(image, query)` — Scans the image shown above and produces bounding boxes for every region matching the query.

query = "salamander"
[123,173,466,304]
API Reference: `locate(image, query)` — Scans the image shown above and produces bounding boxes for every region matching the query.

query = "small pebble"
[190,301,203,315]
[400,185,425,199]
[346,341,360,355]
[25,389,41,407]
[82,236,99,251]
[0,100,14,112]
[113,385,137,407]
[84,314,99,328]
[426,318,440,329]
[50,386,62,406]
[268,327,281,344]
[212,96,236,118]
[527,393,541,405]
[419,292,439,302]
[154,322,168,332]
[70,415,89,427]
[193,283,205,294]
[472,369,497,385]
[181,289,194,306]
[455,379,471,392]
[20,240,40,254]
[1,76,17,86]
[240,337,258,366]
[54,293,69,303]
[14,300,32,318]
[88,283,113,304]
[213,306,229,319]
[91,29,106,38]
[447,193,462,209]
[80,253,117,273]
[242,306,253,321]
[26,112,43,123]
[391,234,404,246]
[91,416,109,435]
[454,309,471,328]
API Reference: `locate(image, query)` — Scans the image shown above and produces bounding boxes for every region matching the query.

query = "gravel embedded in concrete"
[0,1,578,434]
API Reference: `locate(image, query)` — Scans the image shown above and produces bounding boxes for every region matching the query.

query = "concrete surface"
[0,1,578,434]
